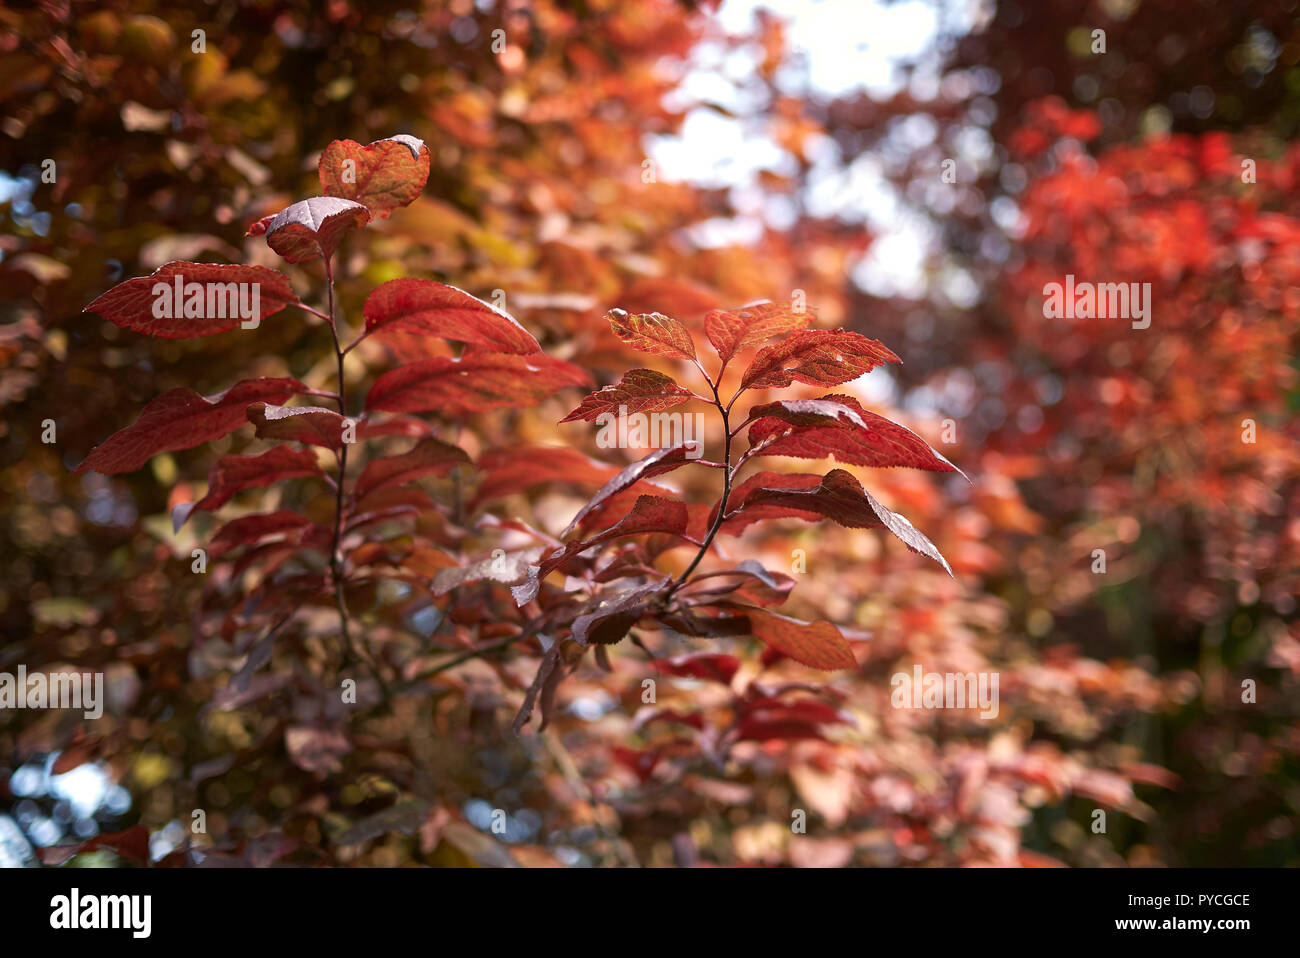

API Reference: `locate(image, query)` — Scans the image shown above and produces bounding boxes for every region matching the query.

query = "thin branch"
[341,328,370,356]
[294,302,331,322]
[322,258,389,701]
[665,374,733,597]
[402,615,546,687]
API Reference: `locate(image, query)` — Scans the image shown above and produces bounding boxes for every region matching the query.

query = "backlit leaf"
[607,308,697,361]
[562,443,697,537]
[246,403,349,451]
[352,437,470,500]
[173,446,323,530]
[83,261,300,339]
[264,196,371,264]
[470,445,620,507]
[363,278,540,354]
[746,609,857,670]
[740,330,900,390]
[73,378,306,475]
[560,368,694,422]
[318,134,431,218]
[365,352,591,415]
[512,495,690,605]
[705,300,812,364]
[209,510,316,558]
[748,394,965,476]
[725,468,953,575]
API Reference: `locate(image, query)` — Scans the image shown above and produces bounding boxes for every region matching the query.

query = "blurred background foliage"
[0,0,1296,867]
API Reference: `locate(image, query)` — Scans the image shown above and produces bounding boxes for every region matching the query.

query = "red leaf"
[210,510,315,558]
[655,652,742,685]
[560,368,694,423]
[745,397,869,429]
[725,469,953,575]
[470,445,620,506]
[318,134,431,219]
[740,330,900,390]
[363,278,540,354]
[264,196,371,264]
[358,415,438,440]
[365,352,591,415]
[705,300,812,364]
[562,443,697,537]
[565,482,682,541]
[746,609,857,670]
[611,745,664,784]
[352,437,470,500]
[740,696,850,727]
[512,495,689,605]
[246,402,349,451]
[657,609,755,637]
[174,446,323,530]
[83,261,300,338]
[245,214,276,237]
[69,826,151,866]
[607,308,697,361]
[571,585,662,646]
[513,644,564,734]
[51,737,101,775]
[73,377,306,475]
[748,394,965,476]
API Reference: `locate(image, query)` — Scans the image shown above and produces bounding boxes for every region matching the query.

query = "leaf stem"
[341,328,370,356]
[296,302,332,322]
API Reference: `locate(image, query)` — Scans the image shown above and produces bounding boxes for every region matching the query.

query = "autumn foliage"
[1,0,1296,870]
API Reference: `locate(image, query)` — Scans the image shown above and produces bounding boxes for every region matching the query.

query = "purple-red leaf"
[73,378,306,475]
[562,443,697,537]
[748,394,965,476]
[560,368,694,423]
[470,446,621,507]
[365,352,591,415]
[705,301,812,364]
[724,468,953,575]
[607,308,697,361]
[264,196,371,264]
[173,446,323,531]
[745,397,869,429]
[363,278,540,354]
[571,585,662,646]
[209,510,316,559]
[318,134,431,219]
[513,495,690,605]
[246,403,349,452]
[352,437,470,501]
[740,330,900,390]
[655,653,742,686]
[83,261,300,339]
